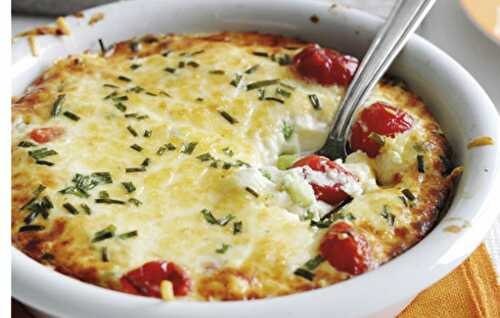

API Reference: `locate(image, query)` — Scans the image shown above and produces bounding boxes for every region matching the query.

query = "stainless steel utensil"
[316,0,436,160]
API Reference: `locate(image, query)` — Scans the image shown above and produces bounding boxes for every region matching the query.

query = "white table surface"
[12,0,500,279]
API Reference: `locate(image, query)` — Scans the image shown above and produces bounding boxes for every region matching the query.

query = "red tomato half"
[319,221,372,276]
[293,44,358,86]
[29,127,65,144]
[350,102,414,157]
[120,261,191,298]
[292,155,357,206]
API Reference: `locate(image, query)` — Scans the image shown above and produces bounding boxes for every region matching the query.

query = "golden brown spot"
[467,136,494,149]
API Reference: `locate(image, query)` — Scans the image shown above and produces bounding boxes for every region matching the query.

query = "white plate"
[12,1,500,317]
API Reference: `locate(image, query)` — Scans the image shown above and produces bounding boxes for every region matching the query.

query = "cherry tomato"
[350,102,414,157]
[120,261,191,298]
[319,221,372,275]
[293,44,358,86]
[29,127,65,144]
[293,155,357,206]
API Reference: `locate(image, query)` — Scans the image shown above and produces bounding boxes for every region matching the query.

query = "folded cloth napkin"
[398,244,500,318]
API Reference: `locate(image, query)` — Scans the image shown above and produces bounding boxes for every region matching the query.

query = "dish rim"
[11,0,500,317]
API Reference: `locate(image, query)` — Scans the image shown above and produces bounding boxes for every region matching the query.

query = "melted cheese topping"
[12,32,453,301]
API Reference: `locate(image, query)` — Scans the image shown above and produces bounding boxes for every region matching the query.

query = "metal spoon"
[316,0,436,160]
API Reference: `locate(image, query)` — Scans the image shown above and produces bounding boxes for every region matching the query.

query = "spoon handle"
[317,0,436,159]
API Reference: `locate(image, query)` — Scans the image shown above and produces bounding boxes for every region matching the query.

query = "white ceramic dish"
[11,1,500,317]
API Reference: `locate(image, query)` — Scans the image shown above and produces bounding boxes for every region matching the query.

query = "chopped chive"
[19,224,45,232]
[164,67,176,73]
[130,144,143,152]
[63,111,80,121]
[143,130,152,137]
[282,121,294,141]
[245,64,259,74]
[162,50,171,57]
[233,221,242,235]
[126,167,146,173]
[127,125,138,137]
[215,243,230,254]
[41,253,55,261]
[114,102,127,112]
[279,82,296,91]
[187,61,199,68]
[130,63,142,70]
[304,255,324,271]
[196,97,204,102]
[196,153,214,162]
[166,143,176,151]
[91,225,116,243]
[380,205,396,226]
[208,70,225,75]
[368,132,385,146]
[24,210,39,224]
[35,160,54,166]
[81,203,91,215]
[51,94,66,117]
[63,202,79,215]
[141,158,151,167]
[156,145,168,156]
[114,95,128,101]
[275,87,291,98]
[181,142,198,155]
[264,97,284,104]
[128,198,142,206]
[28,148,57,160]
[178,61,185,68]
[399,195,408,207]
[308,94,321,110]
[190,50,205,56]
[245,187,259,198]
[20,184,46,211]
[246,79,279,90]
[98,38,106,55]
[258,88,266,100]
[218,110,238,124]
[218,214,235,226]
[95,198,126,205]
[125,113,149,120]
[145,91,157,96]
[159,90,171,97]
[417,155,425,173]
[122,182,136,193]
[118,230,138,239]
[230,73,243,87]
[118,75,132,82]
[103,83,119,88]
[18,141,37,148]
[101,247,109,262]
[277,54,292,65]
[201,209,234,226]
[222,162,232,170]
[402,189,416,201]
[294,268,314,281]
[252,51,269,57]
[127,86,143,93]
[222,147,234,157]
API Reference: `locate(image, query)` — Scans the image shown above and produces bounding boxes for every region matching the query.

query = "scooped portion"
[12,32,456,301]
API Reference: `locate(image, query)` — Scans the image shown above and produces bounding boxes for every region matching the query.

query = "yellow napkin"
[398,244,500,317]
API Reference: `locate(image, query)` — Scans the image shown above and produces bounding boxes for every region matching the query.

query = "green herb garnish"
[308,94,321,110]
[119,230,138,239]
[103,83,119,89]
[143,129,152,138]
[91,225,116,243]
[114,102,127,112]
[18,141,37,148]
[380,205,396,226]
[63,111,80,121]
[130,144,143,152]
[215,243,230,254]
[164,67,176,74]
[222,147,234,157]
[245,187,259,198]
[304,255,324,271]
[101,247,109,262]
[181,142,198,154]
[201,209,234,226]
[51,94,66,117]
[59,172,112,198]
[118,75,132,82]
[127,125,138,137]
[187,61,199,68]
[245,64,259,74]
[264,97,284,104]
[98,38,106,55]
[276,87,291,98]
[95,197,126,205]
[196,153,214,162]
[63,202,79,215]
[128,198,142,206]
[219,110,238,124]
[81,203,91,215]
[130,64,142,70]
[233,221,242,235]
[19,225,45,232]
[294,268,314,281]
[28,148,57,161]
[368,132,385,146]
[35,160,54,166]
[246,79,279,90]
[402,189,416,201]
[122,182,136,193]
[282,121,294,141]
[417,154,425,173]
[126,167,146,173]
[209,70,225,75]
[252,51,269,57]
[279,82,296,91]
